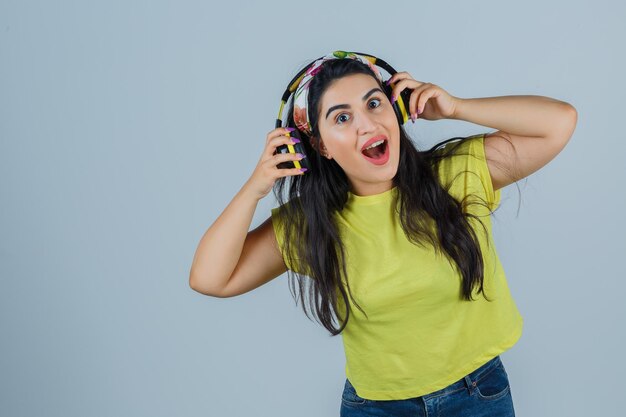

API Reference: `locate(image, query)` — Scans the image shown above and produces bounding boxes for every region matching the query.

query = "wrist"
[240,181,263,203]
[450,97,466,120]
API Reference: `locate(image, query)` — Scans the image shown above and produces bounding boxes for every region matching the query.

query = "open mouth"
[361,139,389,165]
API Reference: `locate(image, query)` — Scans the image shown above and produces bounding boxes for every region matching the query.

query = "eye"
[336,114,349,124]
[335,98,383,125]
[368,98,381,109]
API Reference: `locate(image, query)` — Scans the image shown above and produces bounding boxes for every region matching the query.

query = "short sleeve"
[469,134,501,212]
[270,205,305,274]
[437,133,501,213]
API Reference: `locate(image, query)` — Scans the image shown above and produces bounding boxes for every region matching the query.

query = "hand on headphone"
[386,72,460,122]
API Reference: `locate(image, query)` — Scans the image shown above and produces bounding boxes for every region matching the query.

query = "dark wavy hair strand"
[272,58,521,336]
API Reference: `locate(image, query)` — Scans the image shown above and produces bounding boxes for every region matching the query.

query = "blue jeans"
[340,355,515,417]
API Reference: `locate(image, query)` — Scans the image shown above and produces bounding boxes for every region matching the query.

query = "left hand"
[387,71,460,121]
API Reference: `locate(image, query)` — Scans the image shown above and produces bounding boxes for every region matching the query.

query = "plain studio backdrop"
[1,1,623,416]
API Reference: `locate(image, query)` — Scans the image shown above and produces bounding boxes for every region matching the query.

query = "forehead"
[320,73,380,109]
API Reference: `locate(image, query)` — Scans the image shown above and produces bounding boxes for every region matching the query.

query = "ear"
[311,136,332,160]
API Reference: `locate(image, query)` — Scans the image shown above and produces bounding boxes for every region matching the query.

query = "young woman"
[189,51,577,417]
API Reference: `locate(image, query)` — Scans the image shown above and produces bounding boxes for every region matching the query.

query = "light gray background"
[1,1,623,416]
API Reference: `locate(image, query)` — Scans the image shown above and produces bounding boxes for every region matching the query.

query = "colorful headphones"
[274,51,411,172]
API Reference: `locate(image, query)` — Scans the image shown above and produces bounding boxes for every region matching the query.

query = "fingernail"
[286,127,296,132]
[296,153,306,159]
[291,138,301,143]
[385,79,391,86]
[299,168,308,172]
[391,94,396,104]
[418,107,423,114]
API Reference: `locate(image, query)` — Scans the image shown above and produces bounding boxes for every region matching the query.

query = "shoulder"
[432,134,500,212]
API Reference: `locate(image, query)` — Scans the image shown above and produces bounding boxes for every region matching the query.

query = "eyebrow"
[324,87,384,120]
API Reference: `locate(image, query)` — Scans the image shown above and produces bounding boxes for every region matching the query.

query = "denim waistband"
[421,355,503,400]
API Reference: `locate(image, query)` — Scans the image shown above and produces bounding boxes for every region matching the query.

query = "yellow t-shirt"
[271,133,524,400]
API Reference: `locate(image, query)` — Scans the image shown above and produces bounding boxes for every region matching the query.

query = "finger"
[276,166,307,178]
[271,151,306,173]
[267,128,299,154]
[416,87,434,115]
[266,126,296,145]
[408,83,433,120]
[409,88,420,121]
[270,127,296,142]
[390,78,423,105]
[386,71,414,86]
[274,149,305,165]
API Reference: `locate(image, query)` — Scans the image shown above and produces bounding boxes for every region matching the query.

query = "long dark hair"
[272,58,519,336]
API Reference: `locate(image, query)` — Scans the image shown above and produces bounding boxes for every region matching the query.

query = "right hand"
[244,127,306,200]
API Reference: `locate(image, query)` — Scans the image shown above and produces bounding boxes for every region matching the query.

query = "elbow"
[563,103,578,124]
[548,103,578,144]
[562,104,578,141]
[188,275,207,295]
[188,273,198,291]
[188,274,230,298]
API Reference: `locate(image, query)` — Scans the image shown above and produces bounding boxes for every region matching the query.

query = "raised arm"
[189,184,261,296]
[189,126,304,297]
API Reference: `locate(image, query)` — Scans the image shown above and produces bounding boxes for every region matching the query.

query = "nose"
[356,109,377,135]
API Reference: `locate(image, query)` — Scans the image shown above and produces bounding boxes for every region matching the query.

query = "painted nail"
[299,168,308,172]
[418,107,423,114]
[296,153,306,159]
[291,138,301,143]
[285,127,296,132]
[391,94,396,104]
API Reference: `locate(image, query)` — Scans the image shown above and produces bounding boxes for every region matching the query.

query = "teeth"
[364,139,385,150]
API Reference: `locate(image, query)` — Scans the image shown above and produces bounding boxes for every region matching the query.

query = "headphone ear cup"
[396,89,411,125]
[275,128,310,171]
[383,81,410,126]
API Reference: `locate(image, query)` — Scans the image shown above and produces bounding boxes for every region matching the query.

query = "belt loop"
[464,375,477,394]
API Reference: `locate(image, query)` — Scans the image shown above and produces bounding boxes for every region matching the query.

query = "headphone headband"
[274,51,405,131]
[272,51,410,173]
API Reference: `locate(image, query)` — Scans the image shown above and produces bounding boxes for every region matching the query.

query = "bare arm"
[188,182,261,295]
[188,126,305,296]
[450,95,577,192]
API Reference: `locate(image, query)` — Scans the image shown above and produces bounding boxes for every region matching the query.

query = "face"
[316,73,400,197]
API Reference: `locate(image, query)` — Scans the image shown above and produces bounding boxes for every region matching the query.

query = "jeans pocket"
[342,379,369,406]
[474,361,511,401]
